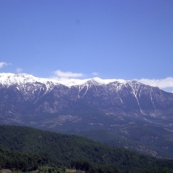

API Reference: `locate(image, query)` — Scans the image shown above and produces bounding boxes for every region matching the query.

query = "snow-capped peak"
[0,73,59,86]
[0,73,128,88]
[50,77,127,87]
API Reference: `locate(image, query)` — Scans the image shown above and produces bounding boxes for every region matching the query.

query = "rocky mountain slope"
[0,73,173,118]
[0,73,173,158]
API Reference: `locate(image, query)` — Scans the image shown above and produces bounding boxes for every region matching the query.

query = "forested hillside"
[0,125,173,173]
[0,147,48,171]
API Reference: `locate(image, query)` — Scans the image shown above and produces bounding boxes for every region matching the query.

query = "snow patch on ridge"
[56,77,126,87]
[0,73,59,86]
[0,73,127,88]
[129,81,147,115]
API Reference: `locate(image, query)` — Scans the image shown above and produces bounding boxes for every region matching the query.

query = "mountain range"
[0,73,173,158]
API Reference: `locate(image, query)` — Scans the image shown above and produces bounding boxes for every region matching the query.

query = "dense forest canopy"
[0,125,173,173]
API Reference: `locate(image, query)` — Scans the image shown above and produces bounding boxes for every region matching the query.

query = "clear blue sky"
[0,0,173,91]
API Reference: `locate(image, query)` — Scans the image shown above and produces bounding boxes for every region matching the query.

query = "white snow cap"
[0,73,58,85]
[0,73,127,87]
[55,77,126,87]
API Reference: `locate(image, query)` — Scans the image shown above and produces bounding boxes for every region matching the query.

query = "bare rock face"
[0,73,173,119]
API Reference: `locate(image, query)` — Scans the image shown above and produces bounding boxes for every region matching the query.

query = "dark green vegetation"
[0,147,48,171]
[0,125,173,173]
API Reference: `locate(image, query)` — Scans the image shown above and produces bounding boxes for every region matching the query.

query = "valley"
[0,73,173,159]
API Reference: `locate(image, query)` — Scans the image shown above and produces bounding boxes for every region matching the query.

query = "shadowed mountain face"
[0,74,173,158]
[0,78,173,118]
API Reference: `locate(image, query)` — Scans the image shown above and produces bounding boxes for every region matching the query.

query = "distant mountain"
[0,73,173,158]
[0,73,172,117]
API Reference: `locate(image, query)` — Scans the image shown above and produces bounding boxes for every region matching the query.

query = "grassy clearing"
[0,170,12,173]
[65,169,85,173]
